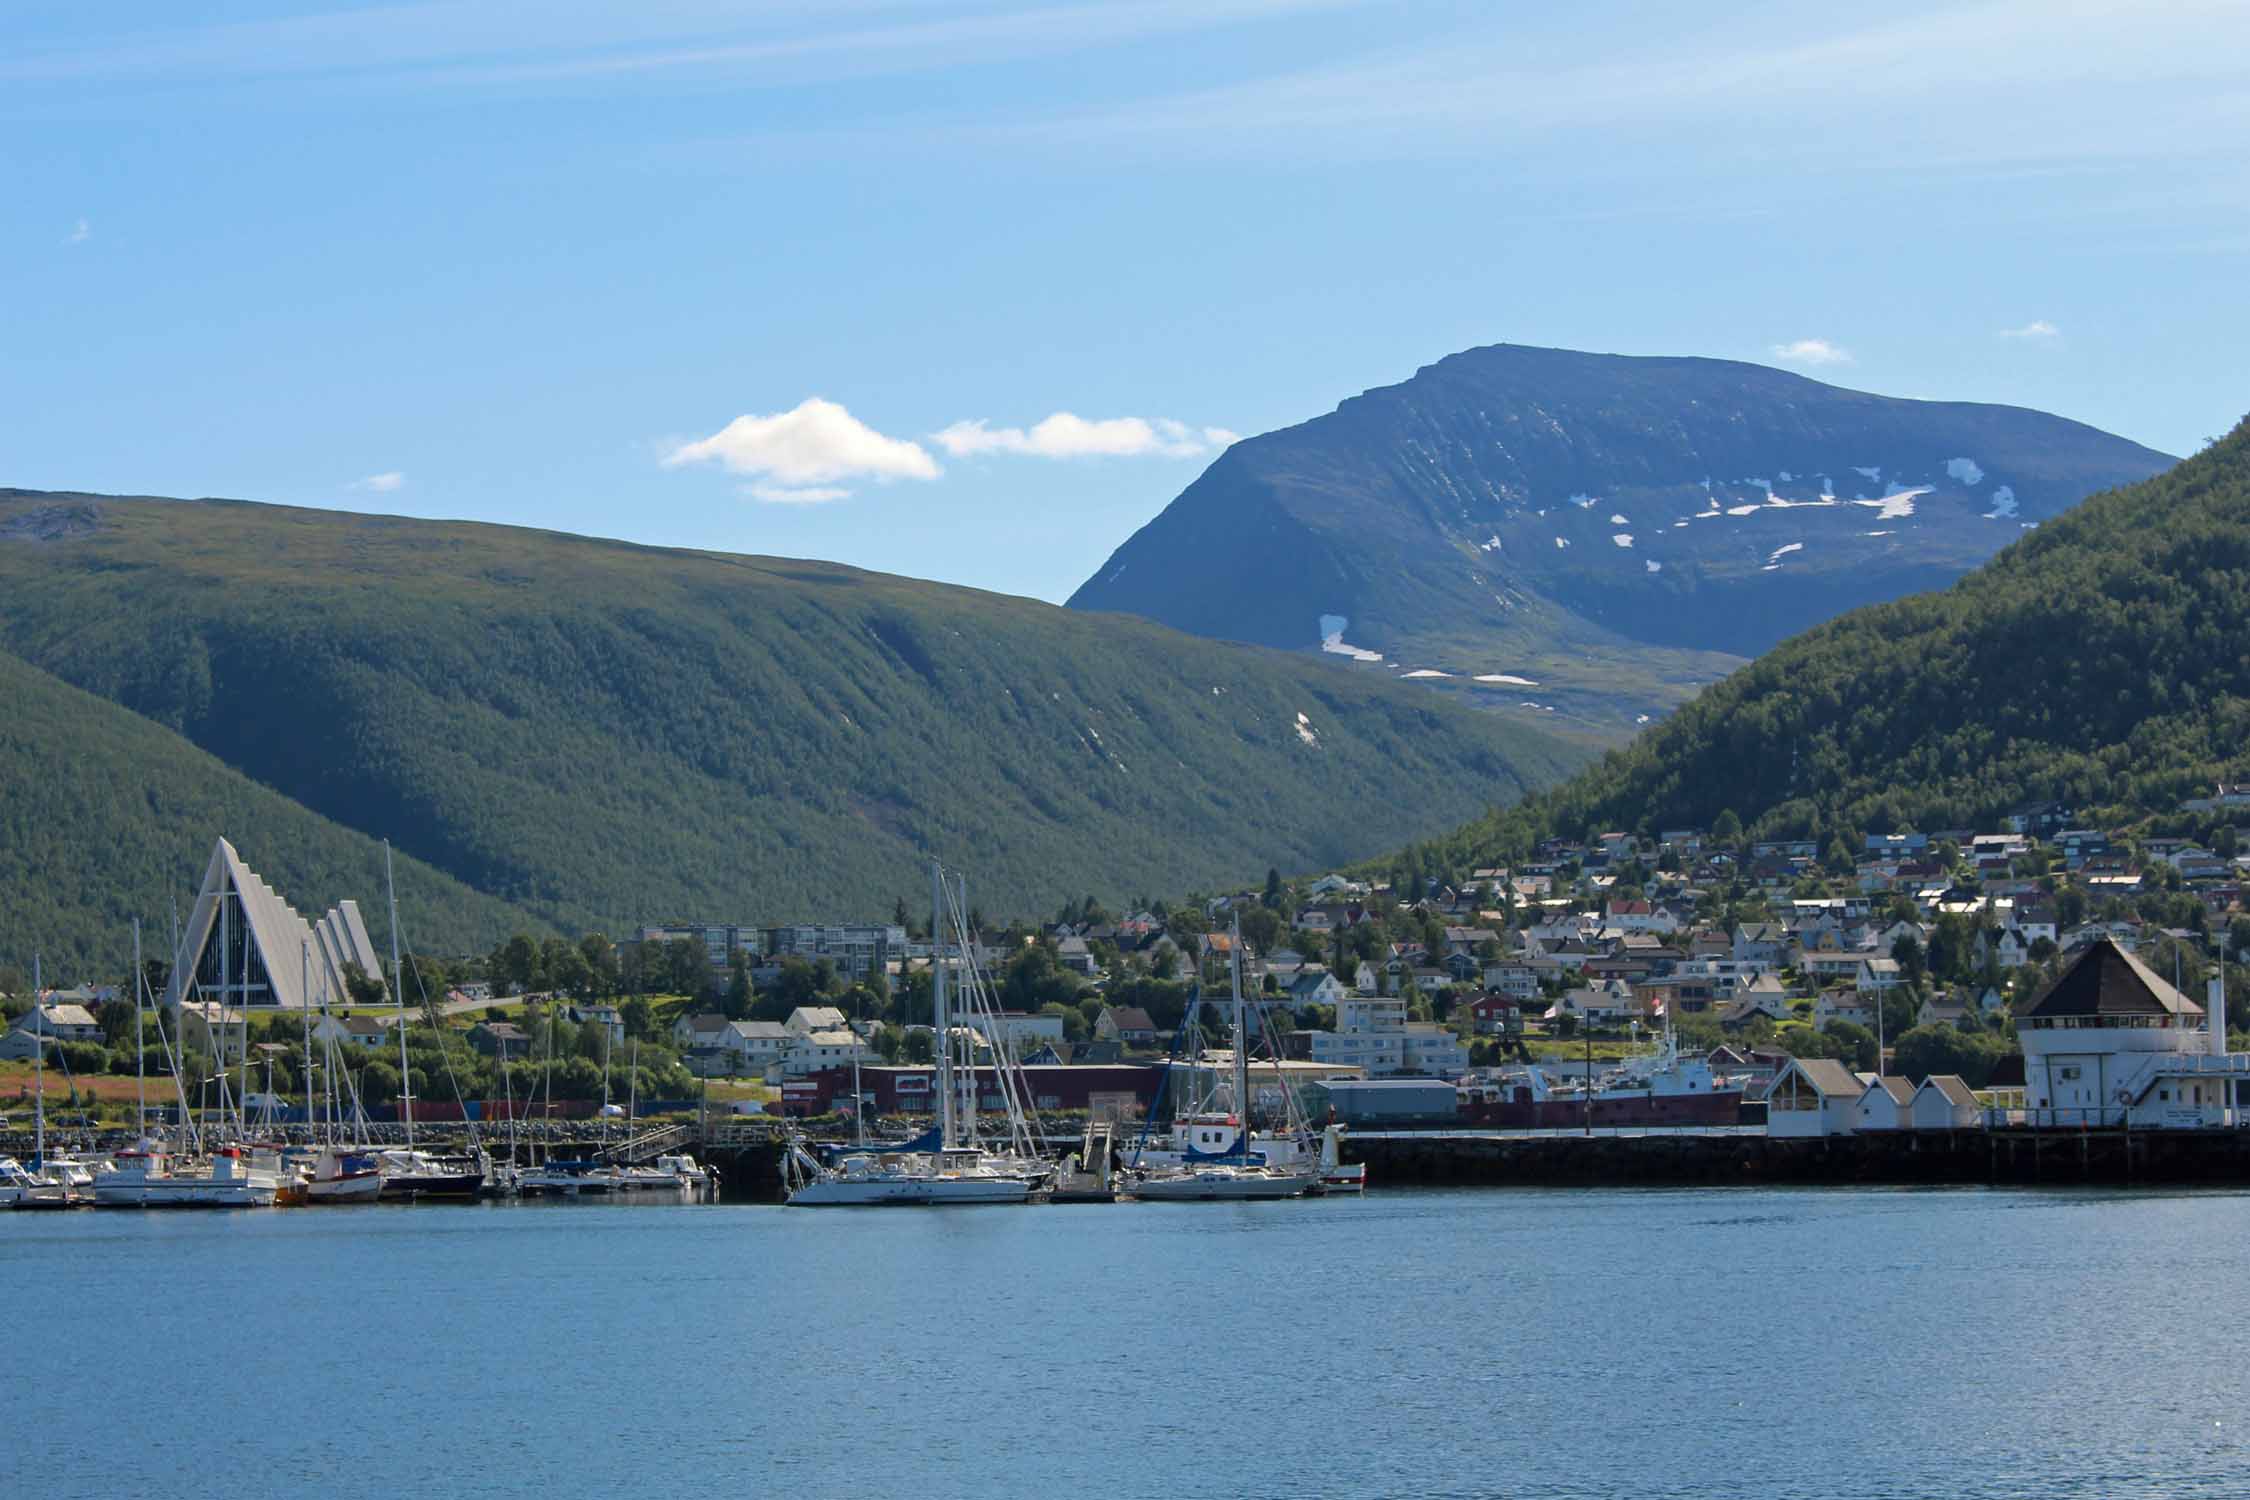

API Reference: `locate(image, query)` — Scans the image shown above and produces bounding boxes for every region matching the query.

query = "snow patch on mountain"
[1946,457,1986,486]
[1854,487,1930,521]
[1476,673,1539,686]
[1611,533,1634,548]
[1295,711,1319,746]
[1645,560,1662,573]
[1984,485,2019,519]
[1317,614,1383,662]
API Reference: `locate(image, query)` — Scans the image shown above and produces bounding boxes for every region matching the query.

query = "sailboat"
[372,842,486,1200]
[15,958,87,1209]
[784,859,1041,1206]
[1126,921,1314,1202]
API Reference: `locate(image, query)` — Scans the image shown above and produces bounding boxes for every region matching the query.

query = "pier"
[1350,1126,2250,1188]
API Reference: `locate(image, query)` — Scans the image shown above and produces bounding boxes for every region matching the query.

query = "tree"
[903,1029,934,1064]
[494,934,540,997]
[1891,933,1926,986]
[1264,866,1285,906]
[722,956,753,1021]
[341,961,388,1008]
[620,995,654,1041]
[577,932,619,996]
[1892,1023,2012,1088]
[1711,809,1743,848]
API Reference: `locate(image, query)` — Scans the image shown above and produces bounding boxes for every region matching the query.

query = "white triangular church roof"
[164,838,386,1010]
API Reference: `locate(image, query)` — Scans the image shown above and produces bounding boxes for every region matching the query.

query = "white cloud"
[65,218,90,245]
[350,471,405,492]
[1769,338,1852,367]
[663,397,939,501]
[931,412,1237,461]
[1999,319,2061,340]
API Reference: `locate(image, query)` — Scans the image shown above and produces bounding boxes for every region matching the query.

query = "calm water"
[6,1188,2247,1499]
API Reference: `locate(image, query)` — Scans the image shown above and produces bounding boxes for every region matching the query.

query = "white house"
[1851,1076,1915,1131]
[783,1027,871,1077]
[785,1005,848,1038]
[1764,1057,1866,1137]
[1910,1074,1981,1130]
[2017,938,2250,1128]
[15,1002,104,1043]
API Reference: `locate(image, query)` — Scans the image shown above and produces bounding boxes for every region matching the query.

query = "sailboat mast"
[386,840,413,1148]
[134,919,147,1133]
[1231,918,1248,1137]
[300,940,315,1141]
[932,857,954,1152]
[33,954,44,1168]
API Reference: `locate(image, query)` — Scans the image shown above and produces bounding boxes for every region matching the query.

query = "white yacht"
[786,1146,1033,1206]
[1125,925,1320,1203]
[787,859,1048,1207]
[93,1143,280,1208]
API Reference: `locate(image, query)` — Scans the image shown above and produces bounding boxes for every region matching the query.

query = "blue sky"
[5,1,2245,602]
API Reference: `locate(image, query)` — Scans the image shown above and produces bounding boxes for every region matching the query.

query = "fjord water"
[8,1189,2245,1499]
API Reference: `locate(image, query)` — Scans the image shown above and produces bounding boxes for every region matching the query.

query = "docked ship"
[1456,1037,1743,1129]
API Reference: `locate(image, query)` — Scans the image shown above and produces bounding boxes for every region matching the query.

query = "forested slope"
[0,490,1588,941]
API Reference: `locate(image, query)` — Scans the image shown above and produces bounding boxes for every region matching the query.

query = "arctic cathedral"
[162,838,388,1012]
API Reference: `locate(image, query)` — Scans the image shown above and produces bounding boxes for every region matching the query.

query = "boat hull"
[378,1171,484,1200]
[1129,1170,1312,1202]
[1457,1089,1744,1130]
[307,1173,385,1204]
[787,1176,1031,1207]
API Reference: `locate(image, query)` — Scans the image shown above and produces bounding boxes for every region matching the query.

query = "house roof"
[1783,1057,1866,1098]
[2020,938,2202,1020]
[1103,1005,1155,1032]
[1918,1074,1979,1108]
[1863,1076,1915,1106]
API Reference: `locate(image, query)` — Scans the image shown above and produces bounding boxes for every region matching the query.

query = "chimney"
[2208,974,2228,1057]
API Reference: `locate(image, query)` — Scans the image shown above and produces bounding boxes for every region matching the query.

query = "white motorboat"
[93,1143,279,1208]
[518,1160,628,1197]
[1,1156,80,1210]
[617,1153,718,1200]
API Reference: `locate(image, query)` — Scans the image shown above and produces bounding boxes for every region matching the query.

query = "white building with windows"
[1303,994,1466,1078]
[2018,938,2250,1128]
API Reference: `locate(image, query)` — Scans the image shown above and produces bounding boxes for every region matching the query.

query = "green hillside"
[0,644,538,978]
[1423,412,2250,861]
[0,490,1588,945]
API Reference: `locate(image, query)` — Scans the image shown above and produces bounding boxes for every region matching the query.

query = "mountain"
[0,642,536,978]
[1420,412,2250,864]
[1069,343,2173,732]
[0,489,1589,955]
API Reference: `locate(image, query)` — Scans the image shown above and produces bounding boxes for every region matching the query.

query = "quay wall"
[1350,1128,2250,1188]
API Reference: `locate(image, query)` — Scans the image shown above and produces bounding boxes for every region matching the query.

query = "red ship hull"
[1457,1086,1743,1129]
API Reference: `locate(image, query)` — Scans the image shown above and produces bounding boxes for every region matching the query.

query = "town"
[9,785,2250,1197]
